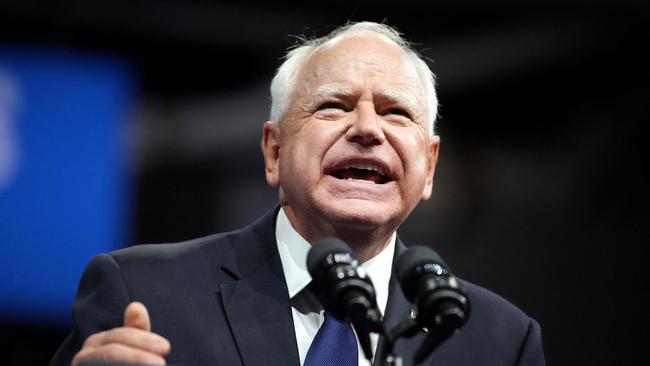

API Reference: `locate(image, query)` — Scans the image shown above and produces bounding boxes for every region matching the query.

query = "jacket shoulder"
[109,230,240,264]
[462,280,531,324]
[460,279,534,336]
[432,279,545,365]
[97,230,246,296]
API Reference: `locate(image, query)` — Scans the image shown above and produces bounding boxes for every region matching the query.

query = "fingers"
[83,327,171,355]
[71,302,171,366]
[124,301,151,331]
[119,302,170,353]
[72,342,166,366]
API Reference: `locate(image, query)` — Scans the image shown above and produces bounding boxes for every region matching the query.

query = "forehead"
[295,34,424,99]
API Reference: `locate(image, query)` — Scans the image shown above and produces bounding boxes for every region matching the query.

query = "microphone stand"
[379,332,402,366]
[378,305,468,366]
[378,316,420,366]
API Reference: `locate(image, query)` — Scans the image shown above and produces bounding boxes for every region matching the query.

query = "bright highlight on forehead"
[322,30,401,51]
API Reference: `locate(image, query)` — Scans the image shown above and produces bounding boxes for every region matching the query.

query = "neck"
[335,231,393,263]
[344,232,393,262]
[281,205,395,262]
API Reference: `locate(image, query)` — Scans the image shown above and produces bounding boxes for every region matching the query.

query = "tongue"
[337,168,384,184]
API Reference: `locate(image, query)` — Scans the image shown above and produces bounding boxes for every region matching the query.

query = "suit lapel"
[374,238,431,366]
[374,238,410,365]
[381,238,412,330]
[219,209,301,366]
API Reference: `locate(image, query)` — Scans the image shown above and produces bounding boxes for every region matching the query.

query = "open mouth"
[329,162,391,184]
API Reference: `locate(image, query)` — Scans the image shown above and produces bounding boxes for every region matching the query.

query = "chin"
[321,200,399,230]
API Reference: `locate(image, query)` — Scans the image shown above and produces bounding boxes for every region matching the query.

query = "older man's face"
[263,34,439,244]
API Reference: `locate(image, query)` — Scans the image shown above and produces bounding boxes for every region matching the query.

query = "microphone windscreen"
[307,236,353,276]
[396,246,447,301]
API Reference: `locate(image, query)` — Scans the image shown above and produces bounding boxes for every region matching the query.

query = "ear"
[421,135,440,201]
[261,121,281,188]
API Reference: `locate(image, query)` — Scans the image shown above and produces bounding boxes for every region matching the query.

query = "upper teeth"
[346,163,385,176]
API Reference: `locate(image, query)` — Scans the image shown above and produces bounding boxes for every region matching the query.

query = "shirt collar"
[275,208,313,298]
[275,207,396,313]
[361,231,395,315]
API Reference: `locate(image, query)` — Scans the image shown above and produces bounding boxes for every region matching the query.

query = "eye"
[317,101,347,111]
[383,107,412,120]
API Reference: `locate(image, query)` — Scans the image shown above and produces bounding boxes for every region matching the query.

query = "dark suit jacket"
[51,208,545,366]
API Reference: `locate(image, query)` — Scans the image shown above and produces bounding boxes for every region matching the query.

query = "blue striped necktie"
[304,312,358,366]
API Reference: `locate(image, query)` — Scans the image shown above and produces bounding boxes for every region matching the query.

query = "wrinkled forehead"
[295,33,426,103]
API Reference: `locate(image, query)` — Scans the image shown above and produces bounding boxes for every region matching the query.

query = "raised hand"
[71,302,171,366]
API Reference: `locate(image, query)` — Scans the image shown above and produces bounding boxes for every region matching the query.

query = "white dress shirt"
[275,208,396,366]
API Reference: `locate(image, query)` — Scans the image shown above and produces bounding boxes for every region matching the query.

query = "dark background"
[1,1,648,365]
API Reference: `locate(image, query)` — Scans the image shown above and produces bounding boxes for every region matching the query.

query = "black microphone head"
[306,236,377,317]
[396,245,448,302]
[397,246,471,363]
[307,236,356,277]
[307,237,381,361]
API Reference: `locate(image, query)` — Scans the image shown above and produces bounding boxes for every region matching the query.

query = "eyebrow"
[377,88,423,117]
[302,84,356,111]
[302,84,424,119]
[314,84,356,98]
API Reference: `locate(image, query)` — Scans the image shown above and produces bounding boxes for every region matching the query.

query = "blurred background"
[0,1,647,365]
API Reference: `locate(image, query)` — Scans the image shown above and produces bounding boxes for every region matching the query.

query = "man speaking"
[51,22,545,366]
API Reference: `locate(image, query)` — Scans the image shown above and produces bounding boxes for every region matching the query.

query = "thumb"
[123,301,151,332]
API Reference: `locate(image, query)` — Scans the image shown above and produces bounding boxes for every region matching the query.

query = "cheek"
[299,122,346,157]
[280,123,336,175]
[386,128,430,173]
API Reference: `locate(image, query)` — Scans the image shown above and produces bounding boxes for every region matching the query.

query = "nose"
[345,103,386,146]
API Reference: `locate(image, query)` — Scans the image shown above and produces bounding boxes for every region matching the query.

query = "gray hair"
[269,21,439,135]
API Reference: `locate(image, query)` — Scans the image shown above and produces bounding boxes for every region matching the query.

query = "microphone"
[307,237,383,361]
[396,246,470,364]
